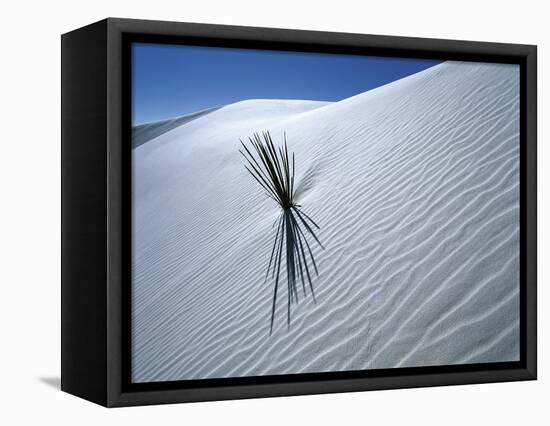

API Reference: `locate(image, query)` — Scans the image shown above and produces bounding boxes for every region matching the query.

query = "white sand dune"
[131,106,222,149]
[131,61,520,383]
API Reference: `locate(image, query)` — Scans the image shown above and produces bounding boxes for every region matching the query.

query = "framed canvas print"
[61,18,537,407]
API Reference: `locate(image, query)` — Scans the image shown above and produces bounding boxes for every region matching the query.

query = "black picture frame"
[61,17,537,407]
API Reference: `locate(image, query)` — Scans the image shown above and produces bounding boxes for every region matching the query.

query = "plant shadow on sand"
[240,131,325,334]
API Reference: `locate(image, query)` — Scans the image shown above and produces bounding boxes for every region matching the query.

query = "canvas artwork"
[130,43,520,384]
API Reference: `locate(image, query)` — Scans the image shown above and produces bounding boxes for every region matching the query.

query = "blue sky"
[132,43,442,125]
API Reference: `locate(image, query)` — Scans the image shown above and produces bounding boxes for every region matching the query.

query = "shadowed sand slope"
[132,106,221,148]
[131,62,520,383]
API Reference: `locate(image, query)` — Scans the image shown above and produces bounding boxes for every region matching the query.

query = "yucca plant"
[240,131,324,333]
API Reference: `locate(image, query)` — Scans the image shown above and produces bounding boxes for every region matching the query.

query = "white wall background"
[0,0,545,424]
